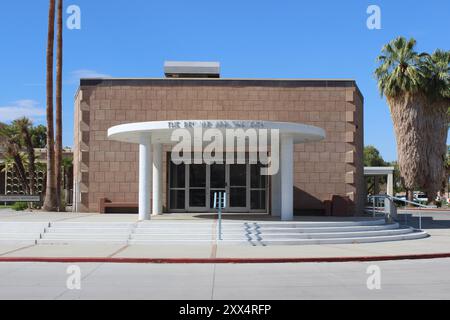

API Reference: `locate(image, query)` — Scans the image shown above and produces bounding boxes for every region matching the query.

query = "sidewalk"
[1,209,449,262]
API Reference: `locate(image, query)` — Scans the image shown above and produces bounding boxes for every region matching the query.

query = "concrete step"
[41,233,129,240]
[128,239,244,245]
[139,221,214,225]
[259,231,429,245]
[130,227,413,241]
[242,219,387,228]
[133,223,399,235]
[0,233,42,240]
[127,231,429,246]
[49,222,135,228]
[0,239,37,245]
[247,228,414,239]
[45,227,132,234]
[0,223,46,245]
[136,219,387,228]
[131,233,215,240]
[0,222,48,233]
[240,223,400,233]
[134,228,217,235]
[37,238,127,245]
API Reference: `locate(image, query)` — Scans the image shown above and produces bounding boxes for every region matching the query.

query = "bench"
[99,198,138,214]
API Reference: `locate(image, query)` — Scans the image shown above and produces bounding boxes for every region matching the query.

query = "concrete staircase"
[0,222,48,245]
[39,222,135,244]
[130,219,428,245]
[24,218,429,246]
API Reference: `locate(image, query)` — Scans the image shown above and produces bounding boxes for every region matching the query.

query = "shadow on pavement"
[397,213,450,230]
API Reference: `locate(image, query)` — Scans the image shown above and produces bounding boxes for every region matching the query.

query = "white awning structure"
[364,167,395,197]
[364,167,395,176]
[108,120,325,144]
[108,120,326,221]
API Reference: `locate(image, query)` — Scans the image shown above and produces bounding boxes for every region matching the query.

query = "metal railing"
[213,192,227,241]
[367,194,434,230]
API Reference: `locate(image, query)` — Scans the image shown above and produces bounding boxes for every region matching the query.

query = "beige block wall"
[73,79,364,214]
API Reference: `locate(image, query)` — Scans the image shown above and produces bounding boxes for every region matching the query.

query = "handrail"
[369,194,435,209]
[213,192,227,241]
[367,194,434,230]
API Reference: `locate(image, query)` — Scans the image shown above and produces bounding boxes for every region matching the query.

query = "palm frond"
[374,36,425,98]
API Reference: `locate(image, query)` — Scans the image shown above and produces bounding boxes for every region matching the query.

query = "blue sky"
[0,0,448,161]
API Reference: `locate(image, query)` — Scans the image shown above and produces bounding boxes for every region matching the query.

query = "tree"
[55,0,64,211]
[43,0,57,211]
[422,50,450,101]
[62,156,73,205]
[0,123,29,194]
[375,37,449,203]
[30,125,47,148]
[13,118,36,200]
[441,146,450,197]
[364,145,387,167]
[0,120,48,204]
[364,145,387,195]
[390,161,406,194]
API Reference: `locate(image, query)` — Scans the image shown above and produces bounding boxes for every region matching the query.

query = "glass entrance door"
[228,164,249,211]
[169,159,267,213]
[186,163,249,212]
[209,164,226,210]
[187,164,207,211]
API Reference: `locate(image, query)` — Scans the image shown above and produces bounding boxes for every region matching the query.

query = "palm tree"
[14,118,36,200]
[1,154,29,195]
[55,0,64,211]
[422,49,450,202]
[0,123,29,194]
[440,146,450,199]
[43,0,57,211]
[30,125,47,148]
[375,37,449,203]
[62,156,73,205]
[422,50,450,101]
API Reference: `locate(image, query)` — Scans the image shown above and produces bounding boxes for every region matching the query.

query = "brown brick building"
[73,70,364,217]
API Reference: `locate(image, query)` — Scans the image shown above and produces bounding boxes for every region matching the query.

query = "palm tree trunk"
[55,0,64,212]
[406,189,414,206]
[22,125,36,208]
[43,0,57,212]
[388,93,448,204]
[12,154,29,195]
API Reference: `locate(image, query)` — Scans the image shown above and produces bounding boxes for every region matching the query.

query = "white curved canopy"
[108,120,326,144]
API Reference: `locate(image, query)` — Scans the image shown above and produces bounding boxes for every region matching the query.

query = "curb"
[1,253,450,264]
[398,208,450,212]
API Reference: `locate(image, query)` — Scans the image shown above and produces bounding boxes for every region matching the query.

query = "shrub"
[12,202,28,211]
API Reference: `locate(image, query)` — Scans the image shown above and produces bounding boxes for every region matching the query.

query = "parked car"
[414,193,429,205]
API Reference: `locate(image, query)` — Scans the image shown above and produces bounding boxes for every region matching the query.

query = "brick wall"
[73,79,364,214]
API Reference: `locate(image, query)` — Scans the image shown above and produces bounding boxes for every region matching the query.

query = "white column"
[152,143,163,215]
[280,135,294,221]
[138,137,152,221]
[387,172,394,197]
[271,165,282,217]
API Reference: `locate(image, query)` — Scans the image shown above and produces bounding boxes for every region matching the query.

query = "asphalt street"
[0,258,449,300]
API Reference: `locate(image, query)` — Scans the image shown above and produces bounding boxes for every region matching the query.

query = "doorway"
[168,161,267,213]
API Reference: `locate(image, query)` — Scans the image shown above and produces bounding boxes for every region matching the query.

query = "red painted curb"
[399,208,450,211]
[1,253,450,264]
